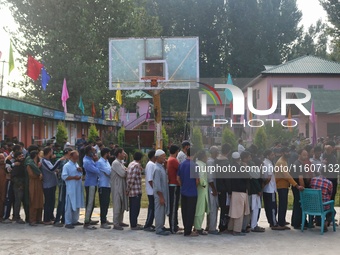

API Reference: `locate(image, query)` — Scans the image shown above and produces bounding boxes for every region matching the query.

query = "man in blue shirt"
[83,145,100,229]
[177,148,199,237]
[97,147,112,229]
[76,134,87,151]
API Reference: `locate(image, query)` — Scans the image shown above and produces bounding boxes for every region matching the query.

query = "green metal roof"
[126,91,152,99]
[262,55,340,75]
[296,90,340,113]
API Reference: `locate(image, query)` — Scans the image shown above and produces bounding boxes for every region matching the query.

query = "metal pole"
[18,115,22,142]
[153,89,162,150]
[0,60,6,96]
[1,116,5,140]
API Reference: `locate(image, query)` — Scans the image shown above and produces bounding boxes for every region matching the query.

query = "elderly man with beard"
[62,151,84,229]
[153,149,171,236]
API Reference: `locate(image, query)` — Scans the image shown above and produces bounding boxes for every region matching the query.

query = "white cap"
[65,142,71,146]
[155,149,165,157]
[232,152,240,159]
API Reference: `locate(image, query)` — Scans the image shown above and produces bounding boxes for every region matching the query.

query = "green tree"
[222,128,237,151]
[191,126,204,150]
[56,121,68,146]
[257,0,302,66]
[88,124,99,144]
[287,20,329,60]
[254,127,267,154]
[146,0,228,77]
[5,0,161,112]
[162,125,169,151]
[226,0,262,77]
[118,127,125,147]
[264,122,298,148]
[320,0,340,43]
[320,0,340,61]
[167,112,188,144]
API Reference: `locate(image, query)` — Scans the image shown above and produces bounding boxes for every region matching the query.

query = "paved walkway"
[0,208,338,255]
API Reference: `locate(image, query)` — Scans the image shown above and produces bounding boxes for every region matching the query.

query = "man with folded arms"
[62,151,84,229]
[83,145,100,229]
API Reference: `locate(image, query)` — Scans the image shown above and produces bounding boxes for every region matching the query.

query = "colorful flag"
[61,78,69,113]
[287,106,293,132]
[268,85,273,108]
[41,66,50,90]
[109,108,112,120]
[78,96,85,114]
[27,55,43,80]
[9,41,14,74]
[248,110,253,121]
[224,73,233,101]
[101,107,105,119]
[116,84,122,105]
[310,100,317,145]
[91,102,96,117]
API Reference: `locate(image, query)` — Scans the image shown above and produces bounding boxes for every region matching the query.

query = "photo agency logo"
[199,82,312,128]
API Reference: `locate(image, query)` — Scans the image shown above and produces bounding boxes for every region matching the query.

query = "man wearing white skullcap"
[227,151,250,236]
[153,150,171,235]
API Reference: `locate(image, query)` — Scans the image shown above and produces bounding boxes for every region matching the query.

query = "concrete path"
[0,208,338,255]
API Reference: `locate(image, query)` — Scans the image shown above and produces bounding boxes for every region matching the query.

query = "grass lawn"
[55,178,340,210]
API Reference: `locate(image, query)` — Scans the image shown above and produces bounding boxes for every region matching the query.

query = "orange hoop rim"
[141,76,166,81]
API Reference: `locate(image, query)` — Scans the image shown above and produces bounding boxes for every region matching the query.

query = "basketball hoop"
[141,76,165,87]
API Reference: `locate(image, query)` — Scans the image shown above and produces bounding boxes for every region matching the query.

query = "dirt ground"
[0,207,338,255]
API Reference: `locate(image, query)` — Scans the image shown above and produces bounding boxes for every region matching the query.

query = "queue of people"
[0,136,338,237]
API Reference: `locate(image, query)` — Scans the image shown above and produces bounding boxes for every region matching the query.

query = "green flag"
[78,96,85,114]
[8,41,14,74]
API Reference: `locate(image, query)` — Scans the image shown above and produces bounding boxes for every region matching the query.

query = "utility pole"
[0,60,6,96]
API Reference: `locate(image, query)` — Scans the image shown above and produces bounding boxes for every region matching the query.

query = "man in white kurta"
[111,148,128,230]
[62,151,84,229]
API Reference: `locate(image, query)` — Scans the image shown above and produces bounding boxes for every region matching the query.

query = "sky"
[0,0,329,96]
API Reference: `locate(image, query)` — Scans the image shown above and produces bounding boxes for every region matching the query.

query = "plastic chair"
[300,188,336,235]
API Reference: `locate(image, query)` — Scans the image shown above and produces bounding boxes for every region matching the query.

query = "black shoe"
[89,220,99,225]
[65,224,75,229]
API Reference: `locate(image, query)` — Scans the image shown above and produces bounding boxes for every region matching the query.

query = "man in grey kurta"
[153,150,170,236]
[111,148,129,230]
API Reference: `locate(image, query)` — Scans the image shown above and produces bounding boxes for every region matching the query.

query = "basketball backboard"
[109,37,199,90]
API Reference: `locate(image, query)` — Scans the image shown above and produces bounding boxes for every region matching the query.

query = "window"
[308,85,324,90]
[253,89,257,109]
[327,123,340,137]
[209,108,216,113]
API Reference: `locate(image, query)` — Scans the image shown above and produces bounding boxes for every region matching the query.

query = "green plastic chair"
[300,188,336,235]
